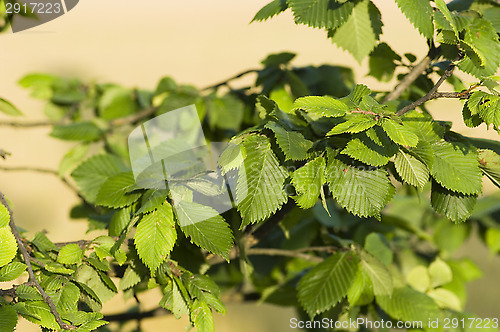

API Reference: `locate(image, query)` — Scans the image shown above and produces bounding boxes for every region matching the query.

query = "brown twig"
[0,120,55,128]
[54,239,92,249]
[109,107,158,127]
[0,191,75,330]
[201,69,259,91]
[395,60,460,116]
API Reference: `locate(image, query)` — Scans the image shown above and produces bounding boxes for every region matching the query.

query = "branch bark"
[0,192,75,330]
[201,69,259,91]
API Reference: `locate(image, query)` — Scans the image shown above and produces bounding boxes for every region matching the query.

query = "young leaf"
[265,121,313,160]
[190,300,215,332]
[381,119,419,147]
[429,258,453,288]
[0,227,17,267]
[0,97,23,116]
[251,0,288,22]
[331,0,383,63]
[431,181,477,223]
[327,115,377,136]
[292,96,349,117]
[0,204,9,228]
[98,86,137,120]
[71,154,128,202]
[478,149,500,188]
[95,171,141,208]
[360,250,393,296]
[394,150,429,188]
[291,157,326,209]
[429,142,482,195]
[134,203,177,273]
[236,135,288,225]
[58,144,89,176]
[218,143,246,174]
[0,262,27,282]
[50,122,102,142]
[297,251,360,318]
[176,201,233,260]
[341,132,398,167]
[160,279,190,319]
[57,244,84,265]
[394,0,434,39]
[435,0,459,37]
[288,0,356,30]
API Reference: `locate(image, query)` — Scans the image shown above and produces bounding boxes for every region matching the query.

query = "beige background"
[0,1,499,331]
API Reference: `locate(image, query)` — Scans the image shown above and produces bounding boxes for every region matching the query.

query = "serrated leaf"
[435,0,459,37]
[347,84,372,104]
[292,96,349,117]
[218,143,246,174]
[297,251,359,318]
[0,305,18,332]
[360,250,393,296]
[364,233,392,266]
[427,288,462,311]
[394,150,429,188]
[252,0,288,22]
[429,142,482,195]
[0,204,9,228]
[341,131,398,167]
[381,119,419,147]
[160,279,190,319]
[291,157,326,209]
[431,181,477,223]
[236,135,288,225]
[98,86,137,120]
[265,121,313,160]
[51,282,80,313]
[327,115,377,135]
[58,144,89,176]
[134,203,177,273]
[394,0,434,39]
[176,201,233,259]
[71,154,128,203]
[376,287,440,323]
[368,42,402,81]
[326,152,392,219]
[478,149,500,189]
[402,110,445,144]
[119,266,142,290]
[16,284,43,301]
[288,0,356,30]
[95,172,141,208]
[50,122,102,142]
[57,244,84,265]
[483,7,500,33]
[0,262,26,282]
[331,0,383,62]
[458,18,500,77]
[191,300,215,332]
[0,227,17,267]
[0,98,23,116]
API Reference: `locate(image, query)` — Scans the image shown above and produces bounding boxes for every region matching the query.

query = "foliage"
[1,0,500,331]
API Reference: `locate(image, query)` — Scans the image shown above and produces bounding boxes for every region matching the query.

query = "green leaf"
[119,266,142,290]
[0,305,18,332]
[364,233,392,266]
[191,300,215,332]
[360,250,393,296]
[401,110,445,144]
[435,0,459,37]
[265,121,313,161]
[485,228,500,255]
[176,201,233,259]
[98,86,137,120]
[483,7,500,33]
[71,154,128,203]
[326,152,393,219]
[331,0,383,62]
[51,282,80,313]
[0,204,9,228]
[50,122,102,142]
[429,142,482,195]
[406,265,431,293]
[431,181,477,223]
[134,203,177,273]
[376,286,440,323]
[394,0,434,39]
[57,244,84,265]
[288,0,356,30]
[58,144,89,176]
[429,258,453,288]
[427,288,462,311]
[341,131,398,167]
[96,172,141,208]
[109,207,132,237]
[368,42,402,81]
[236,135,288,225]
[0,98,23,116]
[218,143,246,174]
[327,115,377,135]
[458,18,500,77]
[394,150,429,188]
[16,284,43,301]
[297,251,360,318]
[251,0,288,22]
[0,262,26,282]
[292,96,349,117]
[0,227,17,267]
[160,279,190,319]
[291,157,326,209]
[381,119,419,147]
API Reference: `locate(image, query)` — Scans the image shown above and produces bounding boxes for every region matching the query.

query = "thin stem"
[0,120,55,128]
[109,106,158,127]
[201,69,259,91]
[0,192,75,330]
[395,60,459,116]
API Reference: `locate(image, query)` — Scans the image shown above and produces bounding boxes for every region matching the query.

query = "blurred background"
[0,0,499,331]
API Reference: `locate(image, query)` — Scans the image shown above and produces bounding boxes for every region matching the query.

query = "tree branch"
[103,307,168,322]
[0,120,55,128]
[201,69,259,91]
[382,55,432,103]
[0,192,75,330]
[109,106,158,127]
[395,60,459,116]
